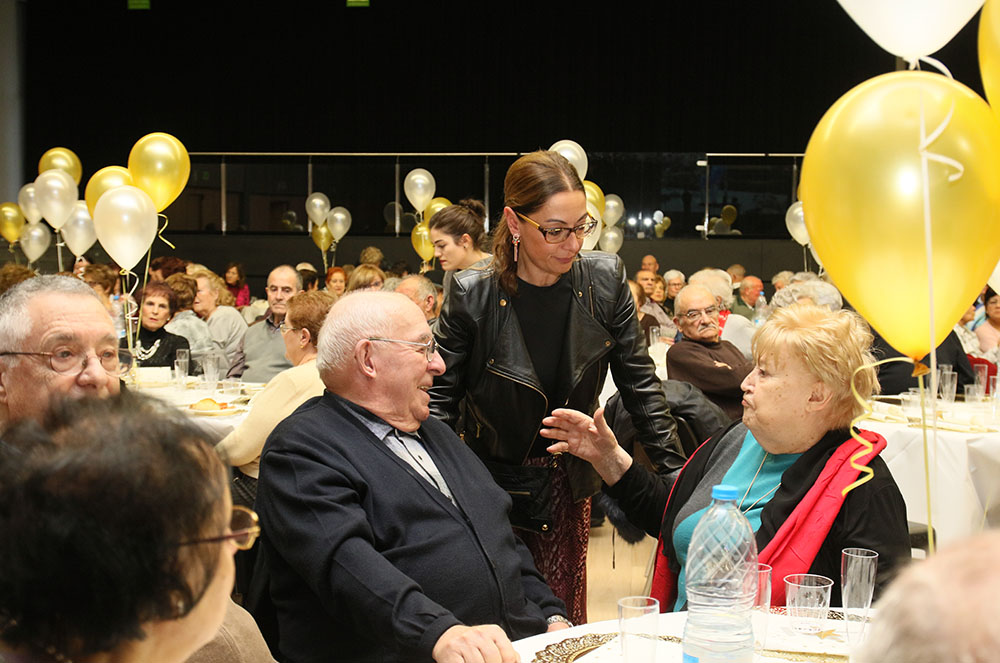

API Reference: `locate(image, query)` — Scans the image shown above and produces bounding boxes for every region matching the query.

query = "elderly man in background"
[242,265,302,383]
[726,263,745,290]
[688,268,755,358]
[731,275,764,320]
[635,268,673,328]
[255,291,568,663]
[0,275,272,663]
[855,531,1000,663]
[666,284,752,421]
[640,254,660,275]
[395,274,438,323]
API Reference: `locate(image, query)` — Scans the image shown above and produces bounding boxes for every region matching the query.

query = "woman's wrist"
[594,446,633,486]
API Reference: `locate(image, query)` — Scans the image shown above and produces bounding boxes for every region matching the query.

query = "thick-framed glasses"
[681,305,720,321]
[515,211,599,244]
[0,348,133,377]
[180,505,260,551]
[367,336,437,361]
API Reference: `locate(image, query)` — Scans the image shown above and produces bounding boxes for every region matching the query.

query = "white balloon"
[785,201,810,246]
[810,243,824,269]
[20,223,51,263]
[599,226,624,254]
[17,183,42,224]
[603,194,624,226]
[94,186,158,271]
[582,201,603,251]
[62,201,98,257]
[404,169,436,214]
[548,139,588,181]
[327,206,352,241]
[35,168,78,230]
[653,210,664,223]
[836,0,984,60]
[305,192,331,225]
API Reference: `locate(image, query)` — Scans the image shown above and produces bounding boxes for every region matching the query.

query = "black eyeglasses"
[179,505,260,551]
[0,348,134,377]
[367,336,438,361]
[515,211,599,244]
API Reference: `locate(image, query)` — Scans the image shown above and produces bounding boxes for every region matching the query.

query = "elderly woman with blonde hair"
[542,304,910,610]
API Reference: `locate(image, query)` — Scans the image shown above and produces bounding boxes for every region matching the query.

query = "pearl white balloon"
[599,226,624,254]
[305,192,331,225]
[582,201,603,251]
[327,206,352,241]
[603,194,624,226]
[62,201,98,257]
[548,139,588,181]
[785,201,810,246]
[837,0,984,61]
[35,168,78,230]
[403,169,436,215]
[17,183,42,224]
[20,223,51,263]
[94,186,158,271]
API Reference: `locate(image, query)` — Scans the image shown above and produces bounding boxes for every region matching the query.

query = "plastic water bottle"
[681,484,758,663]
[752,295,769,326]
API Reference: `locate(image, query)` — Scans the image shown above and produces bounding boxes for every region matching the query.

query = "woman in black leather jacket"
[430,151,683,625]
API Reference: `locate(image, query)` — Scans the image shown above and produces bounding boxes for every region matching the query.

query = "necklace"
[738,452,781,514]
[133,337,161,361]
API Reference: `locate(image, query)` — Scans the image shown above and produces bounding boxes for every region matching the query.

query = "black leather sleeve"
[429,271,485,430]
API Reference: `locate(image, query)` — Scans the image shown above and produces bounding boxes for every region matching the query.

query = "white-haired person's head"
[771,270,794,290]
[790,271,819,284]
[688,268,735,309]
[771,281,843,312]
[854,531,1000,663]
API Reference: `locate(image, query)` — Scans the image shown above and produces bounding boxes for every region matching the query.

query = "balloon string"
[156,214,176,249]
[119,268,141,360]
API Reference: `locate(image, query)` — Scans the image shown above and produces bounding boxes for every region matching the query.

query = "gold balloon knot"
[911,363,931,378]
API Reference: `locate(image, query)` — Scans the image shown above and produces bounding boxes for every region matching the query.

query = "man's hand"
[432,624,519,663]
[546,620,571,633]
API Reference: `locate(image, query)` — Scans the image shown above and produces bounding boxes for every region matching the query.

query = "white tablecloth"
[134,383,252,442]
[514,611,852,662]
[864,419,1000,546]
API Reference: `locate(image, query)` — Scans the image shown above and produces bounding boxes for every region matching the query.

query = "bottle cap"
[712,484,738,500]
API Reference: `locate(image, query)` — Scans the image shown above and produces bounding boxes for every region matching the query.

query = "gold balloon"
[980,0,1000,117]
[127,132,191,212]
[85,166,134,217]
[583,180,605,217]
[0,202,24,244]
[801,71,1000,360]
[424,196,452,222]
[721,205,737,224]
[38,147,82,185]
[311,222,333,253]
[411,221,435,262]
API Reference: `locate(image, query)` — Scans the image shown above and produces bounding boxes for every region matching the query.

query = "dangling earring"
[512,234,520,263]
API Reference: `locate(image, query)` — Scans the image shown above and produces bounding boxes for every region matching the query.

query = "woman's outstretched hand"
[541,407,633,486]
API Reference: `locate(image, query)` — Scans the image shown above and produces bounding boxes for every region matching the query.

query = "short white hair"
[790,270,819,284]
[0,276,105,356]
[688,268,734,309]
[315,291,400,379]
[771,270,794,287]
[397,275,437,306]
[771,281,843,312]
[663,269,685,283]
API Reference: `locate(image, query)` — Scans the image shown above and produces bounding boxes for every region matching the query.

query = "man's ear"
[0,366,8,405]
[356,340,378,379]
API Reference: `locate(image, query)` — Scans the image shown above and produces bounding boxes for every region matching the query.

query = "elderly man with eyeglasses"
[666,284,753,421]
[0,275,274,663]
[253,291,568,663]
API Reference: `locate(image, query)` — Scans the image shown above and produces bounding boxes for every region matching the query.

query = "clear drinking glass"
[964,383,984,403]
[753,563,772,657]
[939,370,958,402]
[618,596,659,662]
[841,548,878,646]
[784,574,833,634]
[173,359,188,389]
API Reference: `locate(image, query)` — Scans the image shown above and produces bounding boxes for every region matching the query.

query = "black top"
[873,328,975,394]
[125,326,190,369]
[512,276,573,409]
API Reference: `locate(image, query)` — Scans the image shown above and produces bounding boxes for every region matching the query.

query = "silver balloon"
[785,201,810,246]
[549,139,588,180]
[21,223,51,262]
[603,194,624,226]
[94,185,158,271]
[327,206,352,241]
[403,168,436,214]
[18,183,42,224]
[582,201,603,251]
[653,210,664,223]
[62,201,98,257]
[599,226,624,254]
[305,192,331,225]
[35,168,78,230]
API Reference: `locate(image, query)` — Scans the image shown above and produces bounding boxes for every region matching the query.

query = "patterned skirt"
[517,456,591,625]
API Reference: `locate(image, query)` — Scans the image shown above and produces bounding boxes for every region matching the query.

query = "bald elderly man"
[255,291,568,663]
[242,264,302,383]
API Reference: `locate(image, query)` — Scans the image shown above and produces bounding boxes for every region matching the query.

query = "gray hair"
[790,270,819,284]
[688,268,734,309]
[854,531,1000,663]
[771,270,794,287]
[771,281,843,312]
[0,276,105,355]
[381,277,402,292]
[397,275,437,307]
[315,291,399,379]
[269,265,303,290]
[663,269,685,283]
[673,284,716,317]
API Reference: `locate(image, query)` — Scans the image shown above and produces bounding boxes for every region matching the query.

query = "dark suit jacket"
[255,391,563,663]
